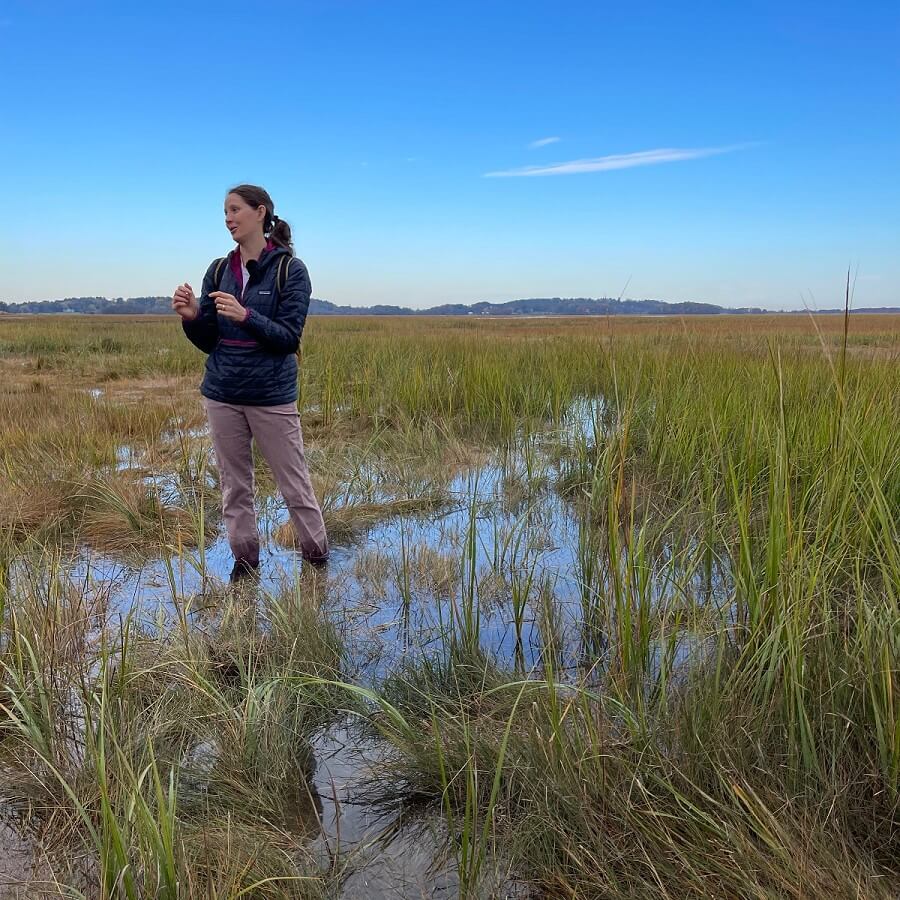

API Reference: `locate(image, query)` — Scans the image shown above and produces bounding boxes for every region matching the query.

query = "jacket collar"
[229,240,284,290]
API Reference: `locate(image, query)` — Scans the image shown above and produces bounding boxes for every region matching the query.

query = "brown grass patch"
[0,479,71,536]
[77,475,199,554]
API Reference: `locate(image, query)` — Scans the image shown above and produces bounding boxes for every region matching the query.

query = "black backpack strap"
[212,257,227,290]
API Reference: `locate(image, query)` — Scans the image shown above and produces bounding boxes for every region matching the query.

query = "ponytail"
[268,214,294,255]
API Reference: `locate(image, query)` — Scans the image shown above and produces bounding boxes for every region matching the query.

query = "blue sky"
[1,0,898,309]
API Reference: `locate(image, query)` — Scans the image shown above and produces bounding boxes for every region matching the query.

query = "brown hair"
[227,184,294,255]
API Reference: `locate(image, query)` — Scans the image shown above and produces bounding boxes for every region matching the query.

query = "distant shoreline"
[2,296,898,317]
[2,309,899,319]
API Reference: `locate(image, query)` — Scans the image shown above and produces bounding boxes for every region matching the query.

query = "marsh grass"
[0,312,898,896]
[0,551,347,896]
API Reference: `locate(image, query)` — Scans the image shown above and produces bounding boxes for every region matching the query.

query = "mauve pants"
[203,397,328,565]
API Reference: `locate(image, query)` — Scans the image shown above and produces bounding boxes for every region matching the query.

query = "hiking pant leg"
[204,397,260,565]
[245,403,329,560]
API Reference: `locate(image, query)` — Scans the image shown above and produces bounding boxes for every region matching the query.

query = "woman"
[172,184,328,582]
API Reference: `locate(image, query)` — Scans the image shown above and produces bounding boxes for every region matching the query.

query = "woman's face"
[224,193,265,244]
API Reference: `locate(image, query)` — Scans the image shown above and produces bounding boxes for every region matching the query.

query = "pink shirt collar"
[229,239,277,291]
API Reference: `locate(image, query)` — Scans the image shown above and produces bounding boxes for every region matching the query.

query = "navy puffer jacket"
[182,245,311,406]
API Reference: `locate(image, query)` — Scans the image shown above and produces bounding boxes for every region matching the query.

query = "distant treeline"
[1,296,897,316]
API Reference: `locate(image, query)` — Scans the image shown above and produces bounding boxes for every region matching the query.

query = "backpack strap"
[212,257,227,290]
[276,255,291,298]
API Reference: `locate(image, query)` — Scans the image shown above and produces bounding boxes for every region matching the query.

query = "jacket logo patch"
[259,290,271,295]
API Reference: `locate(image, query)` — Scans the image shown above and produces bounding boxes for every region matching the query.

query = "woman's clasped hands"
[171,285,247,323]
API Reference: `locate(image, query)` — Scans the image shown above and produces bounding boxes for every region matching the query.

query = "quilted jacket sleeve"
[181,260,221,354]
[238,257,311,354]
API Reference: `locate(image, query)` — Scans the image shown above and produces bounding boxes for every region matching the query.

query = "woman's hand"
[210,291,248,323]
[172,283,199,321]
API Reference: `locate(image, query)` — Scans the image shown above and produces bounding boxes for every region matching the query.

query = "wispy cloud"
[485,144,750,177]
[528,136,560,148]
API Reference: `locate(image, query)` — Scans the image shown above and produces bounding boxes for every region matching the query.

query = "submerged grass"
[0,312,898,895]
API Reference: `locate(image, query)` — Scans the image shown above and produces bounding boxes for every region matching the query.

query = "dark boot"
[303,553,329,570]
[229,557,260,584]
